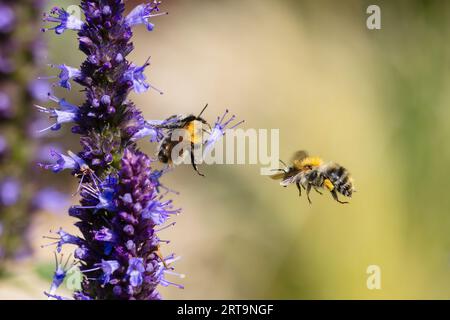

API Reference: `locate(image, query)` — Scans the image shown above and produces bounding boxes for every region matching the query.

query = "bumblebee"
[271,150,354,204]
[270,150,323,184]
[156,104,211,176]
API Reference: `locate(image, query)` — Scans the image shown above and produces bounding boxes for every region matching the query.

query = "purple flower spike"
[41,1,196,300]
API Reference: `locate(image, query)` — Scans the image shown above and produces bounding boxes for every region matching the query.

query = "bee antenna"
[149,84,164,95]
[144,56,152,66]
[279,159,288,167]
[198,104,208,118]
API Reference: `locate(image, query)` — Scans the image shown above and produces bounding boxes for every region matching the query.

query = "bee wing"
[289,150,308,169]
[280,174,299,186]
[290,150,308,163]
[269,172,285,180]
[153,115,184,129]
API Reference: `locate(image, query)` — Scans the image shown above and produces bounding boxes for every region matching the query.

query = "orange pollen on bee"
[323,179,335,191]
[185,121,203,144]
[155,247,169,269]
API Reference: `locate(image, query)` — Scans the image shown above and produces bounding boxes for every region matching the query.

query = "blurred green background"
[1,0,450,299]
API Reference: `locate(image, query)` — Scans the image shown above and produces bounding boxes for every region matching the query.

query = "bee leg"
[296,182,302,197]
[306,184,312,204]
[330,189,348,204]
[72,173,85,196]
[314,187,323,195]
[190,142,204,177]
[154,247,169,269]
[271,168,286,172]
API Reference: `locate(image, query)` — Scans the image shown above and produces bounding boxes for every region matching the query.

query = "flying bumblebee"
[156,104,211,177]
[270,150,355,204]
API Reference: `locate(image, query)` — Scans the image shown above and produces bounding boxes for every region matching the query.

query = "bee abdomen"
[325,165,353,197]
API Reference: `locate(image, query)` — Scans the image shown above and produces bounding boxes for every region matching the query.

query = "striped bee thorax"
[295,168,324,191]
[304,169,324,186]
[322,163,354,197]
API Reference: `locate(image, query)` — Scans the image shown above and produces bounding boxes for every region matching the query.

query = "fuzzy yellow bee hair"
[294,156,324,170]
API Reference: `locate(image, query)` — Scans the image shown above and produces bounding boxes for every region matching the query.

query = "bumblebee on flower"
[38,0,243,300]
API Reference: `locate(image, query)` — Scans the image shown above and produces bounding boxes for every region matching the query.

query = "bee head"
[306,170,318,180]
[341,184,354,197]
[158,150,169,164]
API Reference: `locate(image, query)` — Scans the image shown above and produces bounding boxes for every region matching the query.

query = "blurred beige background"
[1,0,450,299]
